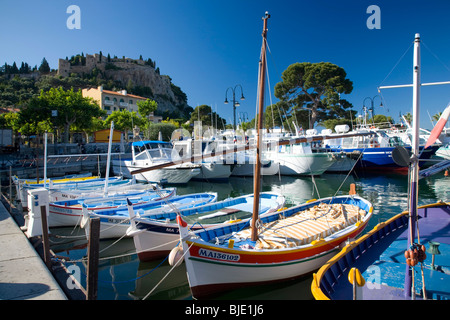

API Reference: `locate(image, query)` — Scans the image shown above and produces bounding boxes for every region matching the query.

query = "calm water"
[48,172,450,300]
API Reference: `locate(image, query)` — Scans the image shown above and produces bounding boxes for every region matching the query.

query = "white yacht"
[112,140,200,184]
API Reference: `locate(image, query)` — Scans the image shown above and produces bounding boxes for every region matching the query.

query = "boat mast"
[104,121,114,196]
[251,12,270,242]
[404,33,421,299]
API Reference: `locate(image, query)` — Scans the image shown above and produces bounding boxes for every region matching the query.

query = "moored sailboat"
[174,12,375,299]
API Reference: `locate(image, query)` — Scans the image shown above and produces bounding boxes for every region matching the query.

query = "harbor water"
[46,171,449,300]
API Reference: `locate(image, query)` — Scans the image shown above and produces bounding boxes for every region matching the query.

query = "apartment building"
[81,86,162,123]
[82,86,145,114]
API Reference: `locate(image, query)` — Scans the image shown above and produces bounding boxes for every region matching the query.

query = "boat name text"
[198,248,240,261]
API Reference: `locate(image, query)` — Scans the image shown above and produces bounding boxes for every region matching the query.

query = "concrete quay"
[0,201,67,300]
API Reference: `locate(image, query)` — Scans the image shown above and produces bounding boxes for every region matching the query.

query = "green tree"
[432,112,442,123]
[274,62,353,129]
[137,99,158,118]
[104,110,144,141]
[17,97,52,142]
[189,105,225,127]
[36,87,105,143]
[402,112,413,125]
[38,57,50,74]
[372,114,393,125]
[146,122,177,141]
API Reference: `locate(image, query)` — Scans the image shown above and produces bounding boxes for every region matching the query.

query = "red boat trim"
[186,220,369,265]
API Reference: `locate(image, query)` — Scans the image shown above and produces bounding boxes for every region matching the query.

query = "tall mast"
[251,12,270,241]
[404,33,421,299]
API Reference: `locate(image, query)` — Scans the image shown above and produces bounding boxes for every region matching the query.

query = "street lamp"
[224,85,245,130]
[363,95,383,126]
[238,112,249,126]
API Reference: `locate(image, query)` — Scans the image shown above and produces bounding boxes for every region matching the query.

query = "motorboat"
[112,140,201,184]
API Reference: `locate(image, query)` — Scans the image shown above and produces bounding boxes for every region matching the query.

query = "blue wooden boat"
[312,33,450,300]
[311,202,450,300]
[81,192,218,239]
[48,187,176,227]
[126,192,286,262]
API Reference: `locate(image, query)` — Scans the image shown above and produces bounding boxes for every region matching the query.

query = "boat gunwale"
[310,201,449,300]
[132,192,285,228]
[184,195,374,257]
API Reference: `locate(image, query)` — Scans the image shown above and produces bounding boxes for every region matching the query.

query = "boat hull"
[129,193,285,261]
[330,145,439,170]
[85,192,218,239]
[326,152,359,172]
[194,162,232,180]
[186,243,340,299]
[231,161,279,176]
[180,195,373,299]
[48,188,175,228]
[112,159,200,184]
[273,153,335,175]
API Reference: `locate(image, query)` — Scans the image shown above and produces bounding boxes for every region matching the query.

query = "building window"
[129,99,133,104]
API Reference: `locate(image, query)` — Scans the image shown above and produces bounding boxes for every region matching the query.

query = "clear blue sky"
[2,0,450,129]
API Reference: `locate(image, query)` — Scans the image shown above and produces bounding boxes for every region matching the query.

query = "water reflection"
[46,172,448,300]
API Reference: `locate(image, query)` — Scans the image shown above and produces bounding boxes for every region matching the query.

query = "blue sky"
[1,0,450,129]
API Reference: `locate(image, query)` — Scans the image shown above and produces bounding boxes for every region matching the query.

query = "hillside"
[0,53,193,119]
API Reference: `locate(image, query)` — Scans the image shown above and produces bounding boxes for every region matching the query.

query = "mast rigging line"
[130,131,372,175]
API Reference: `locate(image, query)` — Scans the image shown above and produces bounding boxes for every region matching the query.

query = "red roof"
[100,89,147,100]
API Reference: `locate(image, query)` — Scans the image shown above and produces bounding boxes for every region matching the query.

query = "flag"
[425,103,450,149]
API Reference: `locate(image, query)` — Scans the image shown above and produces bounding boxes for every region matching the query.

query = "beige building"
[82,86,162,122]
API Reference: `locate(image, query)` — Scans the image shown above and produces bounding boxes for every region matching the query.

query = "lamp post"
[238,112,249,127]
[363,95,383,126]
[224,85,245,130]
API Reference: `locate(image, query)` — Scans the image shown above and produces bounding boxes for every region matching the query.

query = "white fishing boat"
[172,13,374,299]
[126,192,285,262]
[48,186,176,227]
[266,139,336,175]
[230,152,279,176]
[172,139,232,180]
[12,172,95,207]
[112,140,201,184]
[15,175,125,209]
[81,192,218,240]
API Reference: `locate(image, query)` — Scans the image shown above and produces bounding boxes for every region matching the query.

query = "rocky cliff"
[58,53,190,118]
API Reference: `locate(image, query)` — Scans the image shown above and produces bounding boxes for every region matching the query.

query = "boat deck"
[324,204,450,300]
[236,203,366,249]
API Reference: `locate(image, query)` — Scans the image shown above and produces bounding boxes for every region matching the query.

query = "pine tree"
[38,57,50,74]
[11,62,19,74]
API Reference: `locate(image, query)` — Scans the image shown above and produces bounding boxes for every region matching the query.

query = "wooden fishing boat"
[177,193,372,298]
[311,202,449,300]
[169,12,375,299]
[15,175,124,208]
[81,192,218,240]
[48,187,176,227]
[311,34,450,300]
[126,192,285,262]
